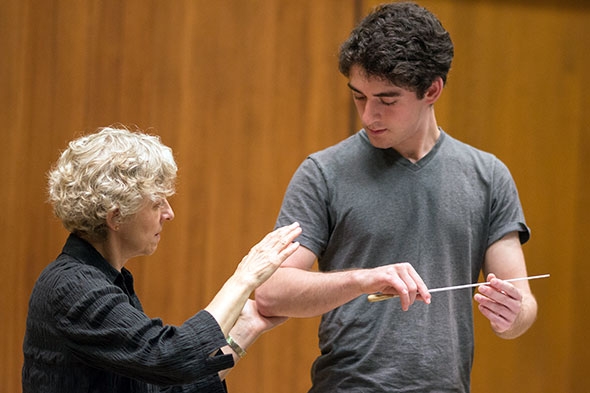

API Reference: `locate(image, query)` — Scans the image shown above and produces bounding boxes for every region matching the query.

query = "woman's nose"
[162,199,175,221]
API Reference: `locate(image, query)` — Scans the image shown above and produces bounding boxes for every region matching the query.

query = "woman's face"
[117,197,175,259]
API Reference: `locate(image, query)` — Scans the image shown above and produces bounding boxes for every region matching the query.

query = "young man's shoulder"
[309,131,369,163]
[442,131,499,164]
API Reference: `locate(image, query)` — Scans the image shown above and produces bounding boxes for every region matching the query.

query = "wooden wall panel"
[2,0,589,392]
[360,1,589,392]
[0,1,353,392]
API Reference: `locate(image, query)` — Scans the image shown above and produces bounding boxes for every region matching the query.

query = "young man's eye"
[381,99,396,106]
[352,95,366,101]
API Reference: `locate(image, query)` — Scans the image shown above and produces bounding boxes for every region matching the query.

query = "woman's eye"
[352,95,366,101]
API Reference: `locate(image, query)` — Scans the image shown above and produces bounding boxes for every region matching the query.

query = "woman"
[22,127,301,392]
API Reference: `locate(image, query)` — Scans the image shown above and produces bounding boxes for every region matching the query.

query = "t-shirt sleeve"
[487,158,530,246]
[276,156,331,257]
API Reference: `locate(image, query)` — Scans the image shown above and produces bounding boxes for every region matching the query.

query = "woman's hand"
[233,222,301,291]
[234,299,288,341]
[218,299,289,380]
[205,222,301,336]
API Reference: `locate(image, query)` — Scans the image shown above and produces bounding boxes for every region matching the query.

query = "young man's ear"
[424,77,444,104]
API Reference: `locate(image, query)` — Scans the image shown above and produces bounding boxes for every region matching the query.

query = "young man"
[255,2,538,392]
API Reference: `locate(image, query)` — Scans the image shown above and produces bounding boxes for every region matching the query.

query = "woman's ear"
[424,77,444,104]
[106,209,121,231]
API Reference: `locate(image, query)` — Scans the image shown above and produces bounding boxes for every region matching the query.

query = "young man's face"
[347,65,435,151]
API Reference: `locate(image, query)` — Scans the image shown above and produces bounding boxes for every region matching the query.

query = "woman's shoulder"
[35,254,113,301]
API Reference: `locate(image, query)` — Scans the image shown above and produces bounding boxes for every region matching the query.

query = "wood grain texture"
[1,0,588,392]
[0,1,351,392]
[362,1,590,392]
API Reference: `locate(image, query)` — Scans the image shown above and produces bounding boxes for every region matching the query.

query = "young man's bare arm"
[255,246,432,317]
[474,232,538,339]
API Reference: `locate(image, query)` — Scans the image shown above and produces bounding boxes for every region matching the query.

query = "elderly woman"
[22,127,301,393]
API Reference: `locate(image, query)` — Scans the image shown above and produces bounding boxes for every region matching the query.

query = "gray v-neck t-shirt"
[276,129,529,392]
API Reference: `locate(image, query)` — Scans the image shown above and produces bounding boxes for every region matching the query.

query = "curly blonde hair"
[48,127,177,241]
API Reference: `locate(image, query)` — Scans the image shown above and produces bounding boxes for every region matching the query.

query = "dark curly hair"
[338,2,454,98]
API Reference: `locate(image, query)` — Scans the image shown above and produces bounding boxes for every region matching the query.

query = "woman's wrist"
[204,274,254,335]
[226,335,247,358]
[227,318,263,351]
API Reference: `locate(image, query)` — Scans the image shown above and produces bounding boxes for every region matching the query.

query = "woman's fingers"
[237,223,302,288]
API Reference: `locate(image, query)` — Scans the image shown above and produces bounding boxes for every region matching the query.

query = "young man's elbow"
[254,287,279,317]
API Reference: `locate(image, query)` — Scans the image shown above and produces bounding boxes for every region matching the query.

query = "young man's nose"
[361,101,381,126]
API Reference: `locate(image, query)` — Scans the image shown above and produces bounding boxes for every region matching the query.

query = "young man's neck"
[397,117,440,163]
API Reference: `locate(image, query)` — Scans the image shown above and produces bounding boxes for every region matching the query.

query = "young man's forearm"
[255,267,362,318]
